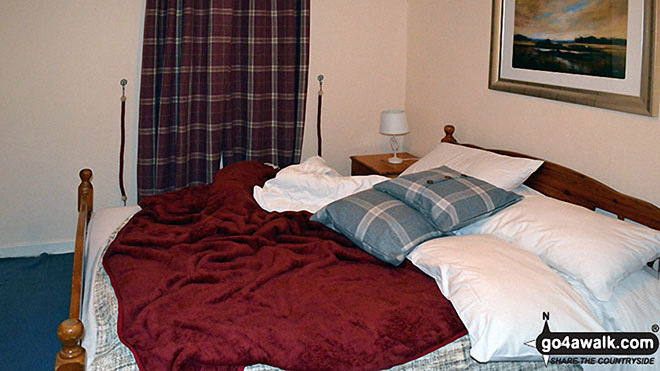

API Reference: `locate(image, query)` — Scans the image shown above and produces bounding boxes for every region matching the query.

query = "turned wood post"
[55,319,85,370]
[441,124,457,143]
[78,169,93,218]
[56,169,92,370]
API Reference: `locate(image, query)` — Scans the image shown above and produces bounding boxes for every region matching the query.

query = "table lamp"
[380,109,409,164]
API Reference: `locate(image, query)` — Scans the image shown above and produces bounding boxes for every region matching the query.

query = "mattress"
[81,206,141,368]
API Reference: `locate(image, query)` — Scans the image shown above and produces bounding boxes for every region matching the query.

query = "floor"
[0,253,73,371]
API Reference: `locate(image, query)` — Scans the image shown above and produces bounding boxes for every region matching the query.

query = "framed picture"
[489,0,660,116]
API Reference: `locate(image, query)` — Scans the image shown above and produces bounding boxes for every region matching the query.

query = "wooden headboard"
[440,125,660,230]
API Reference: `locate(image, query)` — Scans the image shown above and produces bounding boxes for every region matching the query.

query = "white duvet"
[253,156,388,213]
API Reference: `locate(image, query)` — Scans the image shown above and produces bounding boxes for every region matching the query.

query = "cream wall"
[0,0,144,256]
[0,0,407,255]
[4,0,658,256]
[301,0,408,173]
[406,1,660,207]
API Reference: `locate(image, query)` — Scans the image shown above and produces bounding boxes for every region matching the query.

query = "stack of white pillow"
[403,142,660,362]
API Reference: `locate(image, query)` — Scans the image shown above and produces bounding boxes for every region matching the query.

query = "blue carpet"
[0,253,74,371]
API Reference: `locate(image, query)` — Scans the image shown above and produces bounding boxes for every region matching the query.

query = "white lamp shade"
[380,109,409,136]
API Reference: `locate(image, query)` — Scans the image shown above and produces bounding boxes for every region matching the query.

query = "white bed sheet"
[81,206,140,368]
[253,156,388,213]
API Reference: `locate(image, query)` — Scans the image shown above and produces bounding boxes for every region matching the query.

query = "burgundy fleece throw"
[103,161,467,370]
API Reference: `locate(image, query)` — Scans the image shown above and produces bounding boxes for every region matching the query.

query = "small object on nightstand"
[379,110,409,164]
[350,153,418,178]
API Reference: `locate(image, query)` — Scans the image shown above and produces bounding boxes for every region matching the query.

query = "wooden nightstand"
[350,153,418,177]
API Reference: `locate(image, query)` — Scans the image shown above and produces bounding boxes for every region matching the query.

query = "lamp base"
[387,156,403,164]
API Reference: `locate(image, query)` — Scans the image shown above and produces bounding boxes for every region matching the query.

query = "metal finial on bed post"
[316,74,324,157]
[119,79,128,206]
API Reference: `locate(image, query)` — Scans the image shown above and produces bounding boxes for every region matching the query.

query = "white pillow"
[559,266,660,334]
[408,235,605,362]
[457,195,660,301]
[401,143,543,191]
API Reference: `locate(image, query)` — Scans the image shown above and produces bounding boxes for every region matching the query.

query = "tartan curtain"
[138,0,310,199]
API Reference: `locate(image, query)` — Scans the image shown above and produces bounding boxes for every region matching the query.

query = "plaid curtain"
[138,0,310,199]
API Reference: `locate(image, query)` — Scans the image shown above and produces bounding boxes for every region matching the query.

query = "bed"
[55,125,660,371]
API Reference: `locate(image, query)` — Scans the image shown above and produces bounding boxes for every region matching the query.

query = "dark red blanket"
[103,161,467,371]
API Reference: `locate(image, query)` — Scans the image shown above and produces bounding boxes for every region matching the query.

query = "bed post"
[77,169,93,220]
[56,169,92,371]
[441,125,458,144]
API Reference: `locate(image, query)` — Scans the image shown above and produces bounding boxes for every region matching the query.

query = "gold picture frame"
[489,0,660,116]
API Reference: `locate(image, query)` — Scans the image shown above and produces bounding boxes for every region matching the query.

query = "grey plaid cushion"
[310,189,444,266]
[374,166,522,233]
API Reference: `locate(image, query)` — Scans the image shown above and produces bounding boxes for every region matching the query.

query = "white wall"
[406,1,660,207]
[0,0,144,256]
[0,0,408,256]
[5,0,658,256]
[301,0,408,174]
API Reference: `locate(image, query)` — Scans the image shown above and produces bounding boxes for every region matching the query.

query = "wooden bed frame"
[56,169,92,371]
[55,125,660,370]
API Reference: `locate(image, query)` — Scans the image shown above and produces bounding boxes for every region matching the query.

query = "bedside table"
[350,153,417,177]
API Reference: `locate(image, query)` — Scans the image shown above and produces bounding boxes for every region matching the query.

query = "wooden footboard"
[56,169,93,371]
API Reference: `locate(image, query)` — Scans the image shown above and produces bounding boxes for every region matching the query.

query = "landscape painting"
[513,0,628,79]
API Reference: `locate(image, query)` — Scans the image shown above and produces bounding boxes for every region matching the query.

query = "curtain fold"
[138,0,310,200]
